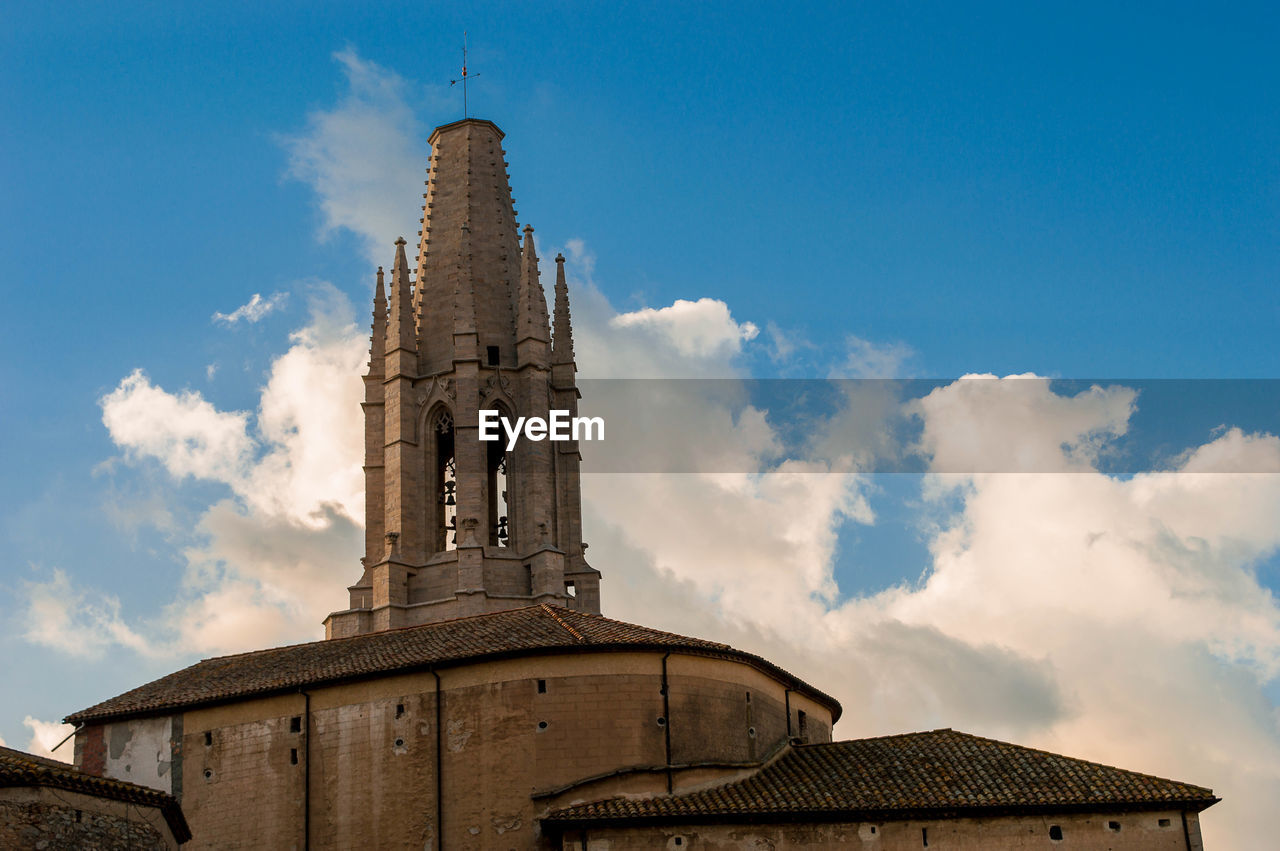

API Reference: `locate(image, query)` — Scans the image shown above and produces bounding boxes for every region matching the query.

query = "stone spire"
[369,265,388,370]
[516,226,550,365]
[414,119,520,374]
[386,237,416,356]
[552,253,576,366]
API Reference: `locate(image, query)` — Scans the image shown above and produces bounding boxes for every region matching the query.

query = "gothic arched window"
[488,439,508,547]
[432,409,457,552]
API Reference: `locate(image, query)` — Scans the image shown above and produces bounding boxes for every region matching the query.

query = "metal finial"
[449,31,480,118]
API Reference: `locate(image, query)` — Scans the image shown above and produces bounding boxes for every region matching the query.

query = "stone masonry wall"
[0,787,176,851]
[555,809,1204,851]
[165,651,828,849]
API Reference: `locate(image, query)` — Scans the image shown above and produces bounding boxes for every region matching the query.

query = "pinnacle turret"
[516,225,550,352]
[386,237,416,355]
[369,265,388,373]
[552,253,576,366]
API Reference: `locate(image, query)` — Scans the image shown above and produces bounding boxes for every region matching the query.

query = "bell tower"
[325,118,600,639]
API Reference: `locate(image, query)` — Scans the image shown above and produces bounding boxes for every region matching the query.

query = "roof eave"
[65,640,841,726]
[542,796,1223,830]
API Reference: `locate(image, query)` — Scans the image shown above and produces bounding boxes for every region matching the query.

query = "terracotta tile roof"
[545,729,1219,825]
[0,745,191,842]
[66,605,840,724]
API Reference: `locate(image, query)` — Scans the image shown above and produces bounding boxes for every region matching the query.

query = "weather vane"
[450,32,479,118]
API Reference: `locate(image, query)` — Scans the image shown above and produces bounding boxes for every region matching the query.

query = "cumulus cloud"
[212,292,287,324]
[101,371,254,484]
[830,334,915,378]
[596,373,1280,849]
[610,298,759,360]
[911,374,1137,474]
[23,716,75,763]
[23,568,161,660]
[279,48,430,266]
[102,284,366,527]
[557,243,759,380]
[24,284,367,659]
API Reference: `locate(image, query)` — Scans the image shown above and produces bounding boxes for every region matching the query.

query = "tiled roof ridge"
[910,728,1215,795]
[539,604,586,642]
[545,728,1219,825]
[193,603,559,664]
[553,606,735,651]
[0,745,191,842]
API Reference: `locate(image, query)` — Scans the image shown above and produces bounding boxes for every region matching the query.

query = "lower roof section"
[544,729,1219,826]
[0,745,191,842]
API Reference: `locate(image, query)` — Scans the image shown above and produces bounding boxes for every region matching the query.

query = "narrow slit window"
[290,716,302,733]
[537,679,547,694]
[487,345,500,366]
[290,748,298,765]
[204,731,213,747]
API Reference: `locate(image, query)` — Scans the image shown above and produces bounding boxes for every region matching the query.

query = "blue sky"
[3,3,1280,846]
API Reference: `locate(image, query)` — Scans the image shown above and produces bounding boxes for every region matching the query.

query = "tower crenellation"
[325,118,600,638]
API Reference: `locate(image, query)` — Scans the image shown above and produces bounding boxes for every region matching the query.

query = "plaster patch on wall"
[491,814,521,834]
[102,716,173,795]
[108,725,132,760]
[446,720,471,752]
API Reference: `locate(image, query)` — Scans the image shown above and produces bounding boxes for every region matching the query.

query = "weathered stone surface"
[0,792,173,850]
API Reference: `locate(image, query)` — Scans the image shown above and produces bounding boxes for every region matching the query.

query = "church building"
[61,118,1218,849]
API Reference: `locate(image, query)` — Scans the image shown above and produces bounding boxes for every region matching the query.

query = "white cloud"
[212,292,287,324]
[830,334,915,378]
[581,369,1280,849]
[101,371,254,485]
[24,284,368,659]
[102,284,366,528]
[23,568,162,660]
[23,716,75,763]
[279,48,430,266]
[551,244,760,380]
[910,374,1137,474]
[611,298,759,360]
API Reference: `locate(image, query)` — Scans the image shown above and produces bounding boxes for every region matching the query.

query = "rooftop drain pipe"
[784,689,793,740]
[433,669,444,849]
[661,652,673,794]
[299,689,311,851]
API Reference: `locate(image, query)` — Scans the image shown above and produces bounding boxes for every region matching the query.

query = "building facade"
[61,117,1219,849]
